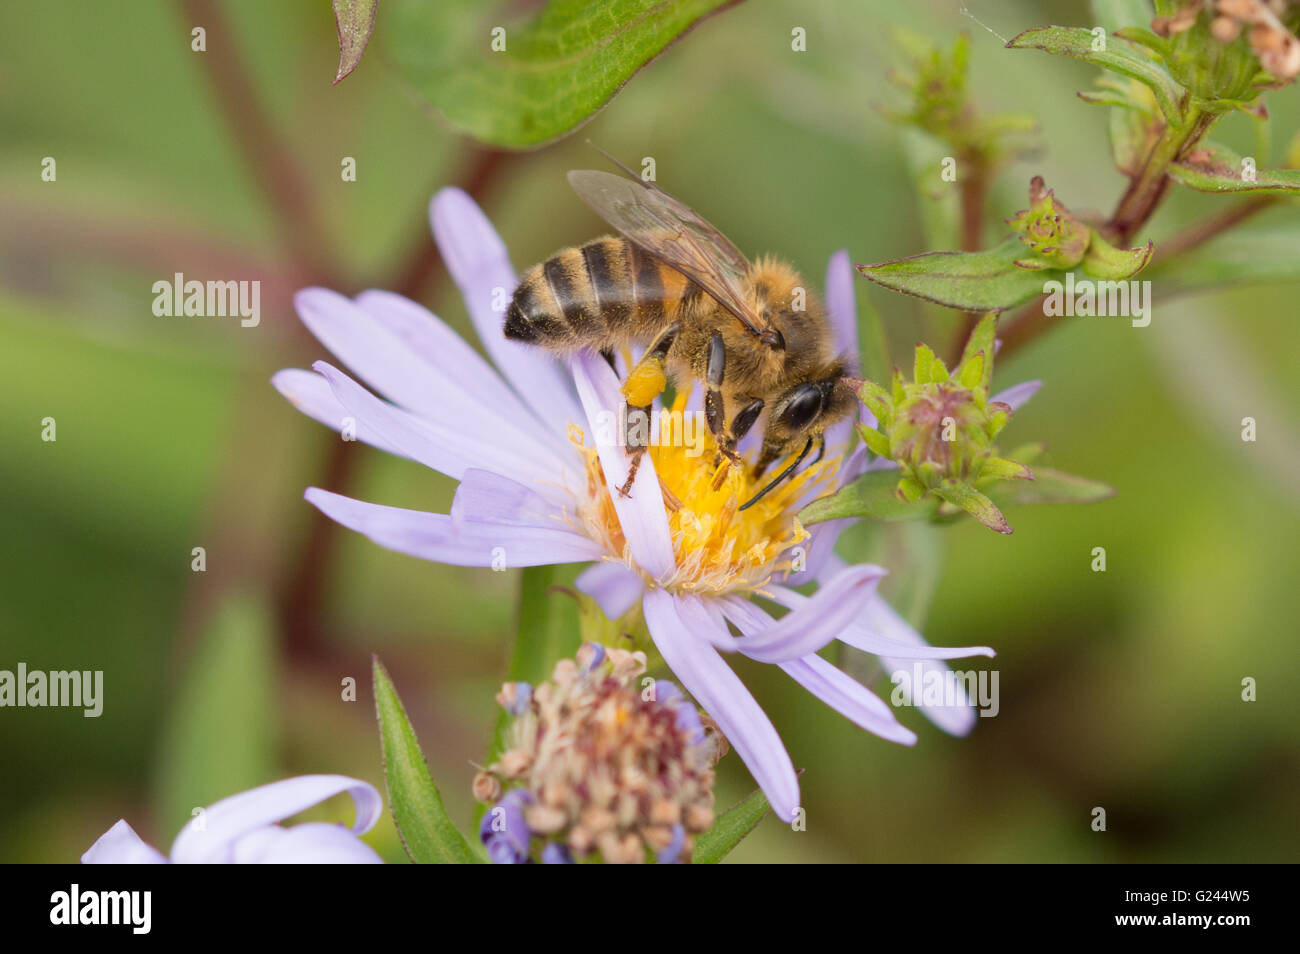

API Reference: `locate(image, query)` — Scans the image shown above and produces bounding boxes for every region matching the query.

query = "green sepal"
[980,456,1034,481]
[898,475,927,502]
[857,379,894,426]
[799,469,939,525]
[1082,232,1154,279]
[913,343,949,384]
[933,480,1013,534]
[856,424,893,460]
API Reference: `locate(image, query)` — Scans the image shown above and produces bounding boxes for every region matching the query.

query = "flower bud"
[855,315,1033,535]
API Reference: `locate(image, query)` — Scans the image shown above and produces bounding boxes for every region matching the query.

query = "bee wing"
[567,169,770,338]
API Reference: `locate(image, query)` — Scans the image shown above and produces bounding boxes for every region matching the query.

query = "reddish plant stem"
[276,148,513,661]
[176,0,515,661]
[1148,194,1277,262]
[180,0,334,285]
[949,156,990,364]
[999,107,1225,358]
[998,193,1277,356]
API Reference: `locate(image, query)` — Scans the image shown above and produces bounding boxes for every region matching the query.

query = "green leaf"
[332,0,379,85]
[386,0,740,148]
[373,657,480,864]
[800,469,939,525]
[858,237,1063,313]
[1145,224,1300,296]
[155,593,276,837]
[1168,142,1300,194]
[988,467,1116,505]
[1007,25,1184,125]
[693,789,769,863]
[933,481,1012,534]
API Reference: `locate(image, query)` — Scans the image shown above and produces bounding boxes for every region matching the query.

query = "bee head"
[753,366,856,478]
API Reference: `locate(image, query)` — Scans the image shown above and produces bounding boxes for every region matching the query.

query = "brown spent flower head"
[474,644,726,864]
[1156,1,1300,82]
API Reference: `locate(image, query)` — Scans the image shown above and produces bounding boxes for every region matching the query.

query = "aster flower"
[82,775,383,864]
[475,644,722,864]
[273,188,1029,821]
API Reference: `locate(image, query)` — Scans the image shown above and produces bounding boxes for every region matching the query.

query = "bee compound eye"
[780,385,823,432]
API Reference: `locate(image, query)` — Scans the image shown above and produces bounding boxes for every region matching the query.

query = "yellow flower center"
[569,388,837,596]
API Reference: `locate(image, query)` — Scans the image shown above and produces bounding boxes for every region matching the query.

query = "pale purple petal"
[575,561,645,619]
[353,289,542,430]
[450,467,570,530]
[813,250,860,454]
[675,592,741,651]
[862,597,981,736]
[305,488,605,568]
[767,584,995,661]
[991,379,1042,412]
[728,563,887,663]
[315,361,571,505]
[430,187,584,429]
[824,249,858,364]
[295,288,570,477]
[643,589,800,822]
[226,822,384,864]
[780,655,917,746]
[271,368,407,459]
[82,820,168,864]
[783,443,872,586]
[169,775,382,864]
[570,350,675,579]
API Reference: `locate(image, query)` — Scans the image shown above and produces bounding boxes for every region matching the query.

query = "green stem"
[1108,104,1212,245]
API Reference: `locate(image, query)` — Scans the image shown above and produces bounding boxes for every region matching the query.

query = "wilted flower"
[475,646,722,863]
[274,189,1000,821]
[82,775,383,864]
[1153,0,1300,90]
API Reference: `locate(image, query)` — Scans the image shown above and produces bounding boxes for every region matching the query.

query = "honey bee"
[505,160,856,510]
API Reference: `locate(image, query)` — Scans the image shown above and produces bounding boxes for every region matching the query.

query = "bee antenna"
[583,141,645,184]
[738,437,815,511]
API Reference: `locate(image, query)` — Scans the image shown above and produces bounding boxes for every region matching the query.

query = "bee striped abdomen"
[505,236,699,349]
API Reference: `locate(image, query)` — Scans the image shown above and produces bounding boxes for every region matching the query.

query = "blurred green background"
[1,0,1297,863]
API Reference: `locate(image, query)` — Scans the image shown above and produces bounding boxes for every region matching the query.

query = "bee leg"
[599,347,618,372]
[617,403,652,497]
[704,332,743,469]
[620,323,680,409]
[727,398,765,454]
[710,397,764,491]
